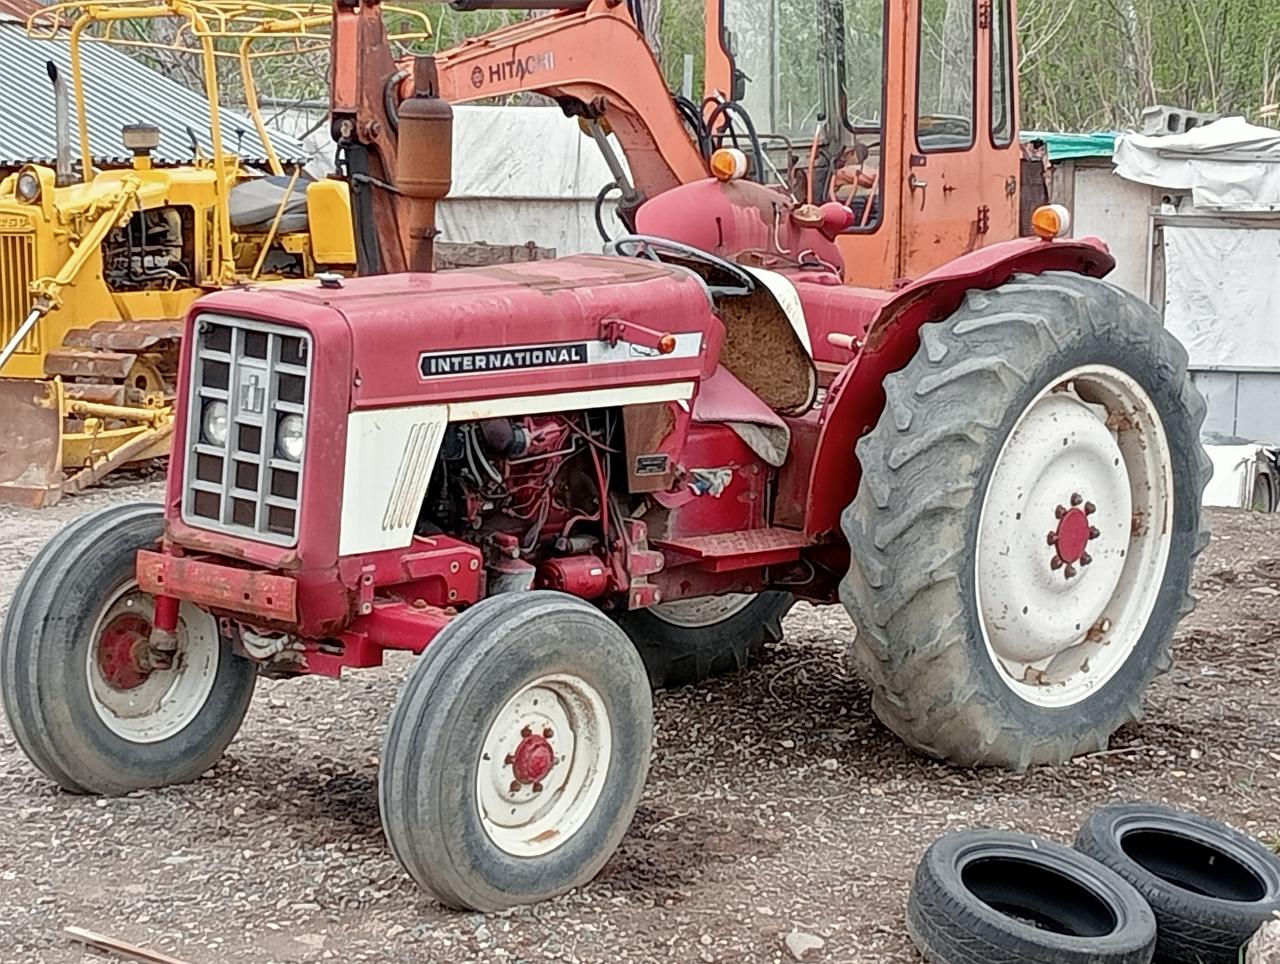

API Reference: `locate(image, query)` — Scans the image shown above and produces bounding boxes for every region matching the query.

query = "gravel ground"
[1,480,1278,964]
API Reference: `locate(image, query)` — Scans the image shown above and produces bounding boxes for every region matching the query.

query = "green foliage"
[199,0,1280,134]
[1019,0,1280,130]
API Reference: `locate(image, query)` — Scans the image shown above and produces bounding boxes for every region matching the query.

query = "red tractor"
[2,0,1208,911]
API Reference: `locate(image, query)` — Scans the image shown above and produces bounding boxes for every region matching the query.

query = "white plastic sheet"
[1114,117,1280,211]
[283,104,630,254]
[1162,224,1280,368]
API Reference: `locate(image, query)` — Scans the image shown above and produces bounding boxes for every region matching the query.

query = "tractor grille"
[182,313,311,546]
[0,232,38,355]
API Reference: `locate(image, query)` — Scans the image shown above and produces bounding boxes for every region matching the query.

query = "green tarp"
[1021,131,1120,161]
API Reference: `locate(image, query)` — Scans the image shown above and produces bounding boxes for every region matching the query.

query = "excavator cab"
[708,0,1021,287]
[332,0,1020,293]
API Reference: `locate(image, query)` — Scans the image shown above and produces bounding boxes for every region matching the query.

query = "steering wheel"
[607,234,756,298]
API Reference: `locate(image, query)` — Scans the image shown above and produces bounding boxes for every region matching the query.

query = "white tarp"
[1114,117,1280,211]
[1163,224,1280,368]
[439,105,628,253]
[276,104,629,254]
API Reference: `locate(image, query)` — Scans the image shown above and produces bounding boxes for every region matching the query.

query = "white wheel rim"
[476,673,612,858]
[975,365,1174,708]
[85,583,221,743]
[649,593,755,628]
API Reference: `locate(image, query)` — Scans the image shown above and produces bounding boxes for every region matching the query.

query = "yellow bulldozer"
[0,0,431,506]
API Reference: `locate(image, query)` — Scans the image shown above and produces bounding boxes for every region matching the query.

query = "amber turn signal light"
[1031,204,1071,240]
[710,147,749,182]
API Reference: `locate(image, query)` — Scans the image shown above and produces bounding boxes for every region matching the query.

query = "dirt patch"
[0,490,1277,963]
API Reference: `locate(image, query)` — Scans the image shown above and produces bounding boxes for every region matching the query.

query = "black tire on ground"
[908,830,1157,964]
[1075,803,1280,964]
[841,271,1211,769]
[616,591,792,688]
[1,503,256,795]
[379,590,653,911]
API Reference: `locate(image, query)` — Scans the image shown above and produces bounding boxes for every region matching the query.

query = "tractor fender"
[803,237,1116,540]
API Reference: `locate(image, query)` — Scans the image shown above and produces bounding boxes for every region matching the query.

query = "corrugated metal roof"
[0,21,308,169]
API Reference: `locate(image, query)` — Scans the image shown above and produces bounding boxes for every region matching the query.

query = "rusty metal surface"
[435,241,556,270]
[0,377,63,507]
[61,319,184,352]
[42,348,135,380]
[64,382,126,405]
[136,549,298,623]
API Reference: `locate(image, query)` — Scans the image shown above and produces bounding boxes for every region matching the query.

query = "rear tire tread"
[840,272,1211,768]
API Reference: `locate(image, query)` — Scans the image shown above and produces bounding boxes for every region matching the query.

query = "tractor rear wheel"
[1,503,256,794]
[841,272,1210,769]
[617,592,791,688]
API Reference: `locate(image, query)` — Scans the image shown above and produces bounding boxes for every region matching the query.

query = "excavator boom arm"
[330,0,708,272]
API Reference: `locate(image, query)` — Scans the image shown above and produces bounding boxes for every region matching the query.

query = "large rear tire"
[1,504,256,794]
[379,591,653,910]
[617,591,791,688]
[841,272,1210,769]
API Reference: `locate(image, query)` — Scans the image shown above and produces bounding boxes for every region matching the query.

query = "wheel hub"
[1050,497,1101,572]
[975,367,1174,707]
[511,731,555,785]
[96,614,153,691]
[476,675,612,858]
[86,587,221,744]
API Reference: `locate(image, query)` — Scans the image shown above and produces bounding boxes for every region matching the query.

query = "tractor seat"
[714,267,818,417]
[229,175,310,235]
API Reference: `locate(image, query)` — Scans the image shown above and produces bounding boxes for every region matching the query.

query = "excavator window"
[990,0,1015,147]
[721,0,887,229]
[916,0,976,152]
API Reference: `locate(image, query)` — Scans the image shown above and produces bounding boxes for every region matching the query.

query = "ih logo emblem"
[239,372,265,414]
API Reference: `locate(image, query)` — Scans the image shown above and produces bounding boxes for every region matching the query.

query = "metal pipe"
[68,13,94,182]
[238,35,283,176]
[0,307,47,372]
[45,61,73,187]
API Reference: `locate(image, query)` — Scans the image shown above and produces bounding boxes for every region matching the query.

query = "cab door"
[897,0,1019,280]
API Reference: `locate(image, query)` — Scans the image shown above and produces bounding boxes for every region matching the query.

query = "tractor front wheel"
[841,272,1210,769]
[1,504,256,794]
[379,591,653,910]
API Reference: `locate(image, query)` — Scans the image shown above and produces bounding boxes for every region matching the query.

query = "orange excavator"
[329,0,1022,301]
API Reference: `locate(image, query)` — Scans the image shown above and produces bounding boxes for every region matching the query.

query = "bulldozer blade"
[0,378,66,508]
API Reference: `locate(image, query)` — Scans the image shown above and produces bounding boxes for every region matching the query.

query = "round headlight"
[15,171,41,203]
[201,400,228,446]
[276,414,304,461]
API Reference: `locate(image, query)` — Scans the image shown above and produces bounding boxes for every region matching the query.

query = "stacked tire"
[909,805,1280,964]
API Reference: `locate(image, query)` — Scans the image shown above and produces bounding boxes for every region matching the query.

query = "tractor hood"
[188,255,723,412]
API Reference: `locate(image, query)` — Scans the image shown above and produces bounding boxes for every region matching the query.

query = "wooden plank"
[436,240,555,270]
[65,927,193,964]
